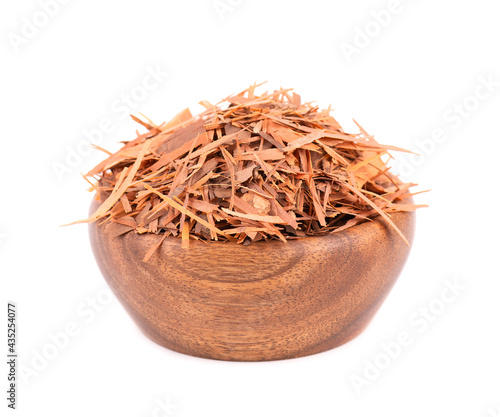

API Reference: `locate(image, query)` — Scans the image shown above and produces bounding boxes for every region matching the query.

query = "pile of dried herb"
[75,84,424,260]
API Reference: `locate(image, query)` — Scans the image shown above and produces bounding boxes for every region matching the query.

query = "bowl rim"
[89,195,415,250]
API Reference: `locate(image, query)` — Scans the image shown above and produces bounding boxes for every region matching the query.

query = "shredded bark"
[72,84,425,260]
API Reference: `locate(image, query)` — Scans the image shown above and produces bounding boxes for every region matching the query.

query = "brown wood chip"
[73,84,425,259]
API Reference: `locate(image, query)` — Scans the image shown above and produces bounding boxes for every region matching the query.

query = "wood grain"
[89,198,415,361]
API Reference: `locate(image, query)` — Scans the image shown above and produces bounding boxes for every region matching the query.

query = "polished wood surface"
[89,198,415,361]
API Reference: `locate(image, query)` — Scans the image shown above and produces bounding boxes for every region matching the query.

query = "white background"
[2,0,500,416]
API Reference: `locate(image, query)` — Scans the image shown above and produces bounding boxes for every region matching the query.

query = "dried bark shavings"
[73,84,425,260]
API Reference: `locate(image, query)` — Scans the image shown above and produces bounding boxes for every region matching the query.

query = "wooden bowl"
[89,198,415,361]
